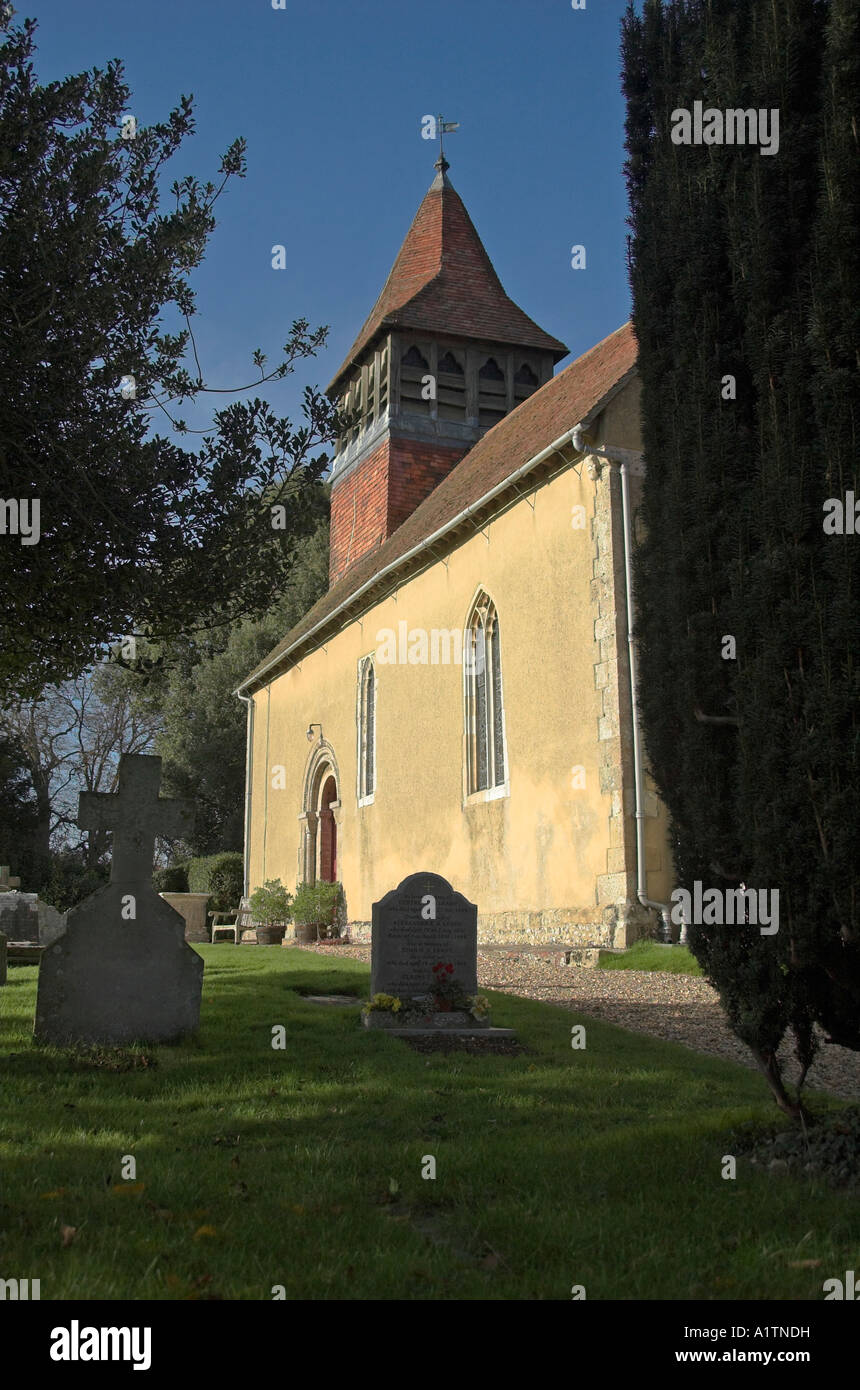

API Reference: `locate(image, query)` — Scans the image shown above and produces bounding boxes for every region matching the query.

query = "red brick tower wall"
[329,437,466,586]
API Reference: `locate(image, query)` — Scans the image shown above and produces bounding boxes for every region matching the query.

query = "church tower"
[326,155,568,586]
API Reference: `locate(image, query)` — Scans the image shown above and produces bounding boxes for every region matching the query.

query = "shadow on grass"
[0,946,856,1300]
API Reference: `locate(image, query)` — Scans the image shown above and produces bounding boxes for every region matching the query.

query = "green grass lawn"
[598,940,703,975]
[0,946,855,1300]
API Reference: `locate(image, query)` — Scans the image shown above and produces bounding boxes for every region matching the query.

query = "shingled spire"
[327,167,567,587]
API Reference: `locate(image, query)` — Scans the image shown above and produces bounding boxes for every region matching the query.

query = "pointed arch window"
[465,595,507,794]
[357,656,376,802]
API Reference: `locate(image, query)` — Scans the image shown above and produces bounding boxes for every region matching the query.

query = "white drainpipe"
[237,692,254,899]
[572,426,677,944]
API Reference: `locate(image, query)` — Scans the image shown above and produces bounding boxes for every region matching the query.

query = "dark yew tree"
[0,731,39,882]
[0,15,336,701]
[622,0,859,1117]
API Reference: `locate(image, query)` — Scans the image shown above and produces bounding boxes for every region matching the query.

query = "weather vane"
[435,114,460,172]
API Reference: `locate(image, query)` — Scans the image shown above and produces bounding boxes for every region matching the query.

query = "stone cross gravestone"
[366,872,513,1036]
[34,754,203,1046]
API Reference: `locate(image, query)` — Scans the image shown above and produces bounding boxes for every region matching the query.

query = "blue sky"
[22,0,634,434]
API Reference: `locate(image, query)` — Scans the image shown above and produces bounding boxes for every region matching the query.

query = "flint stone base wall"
[346,900,656,950]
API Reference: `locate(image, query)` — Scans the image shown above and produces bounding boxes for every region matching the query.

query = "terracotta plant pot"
[256,924,287,946]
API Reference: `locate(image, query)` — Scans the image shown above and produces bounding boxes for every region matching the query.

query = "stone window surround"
[298,739,343,885]
[462,588,509,805]
[356,653,377,807]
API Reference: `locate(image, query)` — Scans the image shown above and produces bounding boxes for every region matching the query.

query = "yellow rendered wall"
[246,385,674,935]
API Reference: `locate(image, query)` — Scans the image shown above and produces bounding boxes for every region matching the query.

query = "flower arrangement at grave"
[362,993,403,1017]
[427,965,491,1023]
[430,961,469,1012]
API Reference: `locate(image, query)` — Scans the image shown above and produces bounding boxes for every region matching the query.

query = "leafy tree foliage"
[0,732,39,883]
[120,504,329,856]
[0,662,161,888]
[0,15,335,701]
[622,0,859,1116]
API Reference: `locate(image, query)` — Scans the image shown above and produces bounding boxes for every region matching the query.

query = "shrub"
[187,852,244,911]
[153,862,190,894]
[44,853,109,912]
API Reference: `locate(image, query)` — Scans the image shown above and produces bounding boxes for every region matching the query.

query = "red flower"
[445,963,453,973]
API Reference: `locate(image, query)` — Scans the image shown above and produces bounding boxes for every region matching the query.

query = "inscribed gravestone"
[0,892,64,946]
[34,754,203,1046]
[371,872,478,1001]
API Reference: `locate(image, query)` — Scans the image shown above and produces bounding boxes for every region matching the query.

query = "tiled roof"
[327,170,568,396]
[240,322,637,693]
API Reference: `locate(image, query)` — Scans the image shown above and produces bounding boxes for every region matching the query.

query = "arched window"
[478,357,507,429]
[465,595,506,794]
[437,350,466,422]
[400,345,432,416]
[514,361,539,404]
[377,345,389,416]
[357,656,376,801]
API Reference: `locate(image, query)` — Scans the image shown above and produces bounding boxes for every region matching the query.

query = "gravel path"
[298,941,860,1102]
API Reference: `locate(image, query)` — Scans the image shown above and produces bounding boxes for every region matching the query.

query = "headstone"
[0,863,65,947]
[0,891,40,943]
[0,892,66,947]
[365,872,513,1036]
[371,872,478,1001]
[34,754,203,1046]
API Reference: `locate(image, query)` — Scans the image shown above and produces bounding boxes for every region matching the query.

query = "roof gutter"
[235,423,584,697]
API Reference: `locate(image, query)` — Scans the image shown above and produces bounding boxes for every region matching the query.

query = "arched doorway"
[300,741,341,886]
[318,774,337,882]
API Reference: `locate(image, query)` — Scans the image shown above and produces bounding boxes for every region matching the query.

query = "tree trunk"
[749,1047,808,1123]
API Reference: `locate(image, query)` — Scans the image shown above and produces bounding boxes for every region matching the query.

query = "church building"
[237,154,675,947]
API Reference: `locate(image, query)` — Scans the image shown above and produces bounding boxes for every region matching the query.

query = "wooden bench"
[210,898,253,944]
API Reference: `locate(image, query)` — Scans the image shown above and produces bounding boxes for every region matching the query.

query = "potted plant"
[291,880,345,944]
[249,879,292,946]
